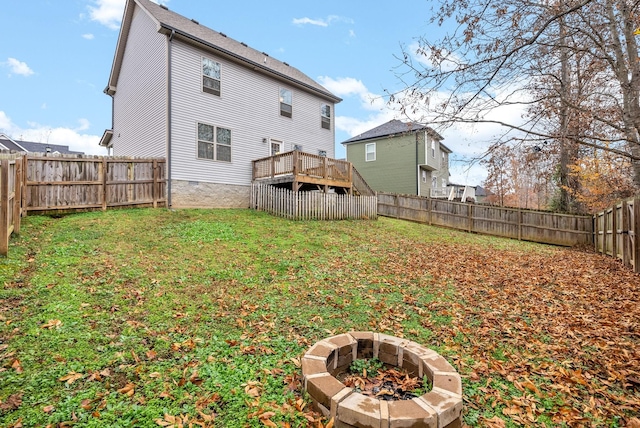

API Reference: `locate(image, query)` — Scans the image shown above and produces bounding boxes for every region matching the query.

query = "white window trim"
[365,143,376,162]
[202,57,221,96]
[280,88,292,118]
[196,122,231,162]
[321,103,331,130]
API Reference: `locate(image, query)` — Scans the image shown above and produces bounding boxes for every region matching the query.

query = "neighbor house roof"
[341,119,449,151]
[0,133,83,154]
[107,0,341,103]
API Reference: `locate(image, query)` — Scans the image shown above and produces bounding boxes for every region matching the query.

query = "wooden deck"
[253,151,368,194]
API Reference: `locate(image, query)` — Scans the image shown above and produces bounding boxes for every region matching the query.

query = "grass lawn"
[0,208,639,427]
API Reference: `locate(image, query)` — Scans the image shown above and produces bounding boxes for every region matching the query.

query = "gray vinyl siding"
[346,134,417,195]
[169,40,335,186]
[112,6,166,157]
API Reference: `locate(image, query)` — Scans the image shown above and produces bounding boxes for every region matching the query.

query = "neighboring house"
[100,0,341,208]
[341,120,451,197]
[0,133,83,155]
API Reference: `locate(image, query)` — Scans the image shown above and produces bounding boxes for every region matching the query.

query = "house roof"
[0,133,83,154]
[341,119,450,151]
[107,0,341,103]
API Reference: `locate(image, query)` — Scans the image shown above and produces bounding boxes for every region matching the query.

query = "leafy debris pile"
[339,366,426,401]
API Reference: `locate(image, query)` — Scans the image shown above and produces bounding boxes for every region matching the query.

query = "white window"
[422,170,427,183]
[270,139,283,155]
[431,140,436,158]
[197,122,231,162]
[280,88,292,117]
[441,152,445,166]
[365,143,376,161]
[431,176,437,188]
[202,57,221,96]
[442,178,447,188]
[321,104,331,129]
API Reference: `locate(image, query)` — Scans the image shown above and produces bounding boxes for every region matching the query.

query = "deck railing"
[252,150,352,188]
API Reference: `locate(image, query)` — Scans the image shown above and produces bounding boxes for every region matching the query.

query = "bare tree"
[390,0,640,191]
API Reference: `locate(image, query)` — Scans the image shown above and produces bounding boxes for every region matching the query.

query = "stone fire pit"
[301,332,463,428]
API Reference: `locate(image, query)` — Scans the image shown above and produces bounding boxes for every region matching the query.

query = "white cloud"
[292,15,353,27]
[3,58,34,77]
[349,29,356,37]
[318,76,386,112]
[88,0,168,29]
[82,33,95,40]
[408,42,461,72]
[0,111,107,155]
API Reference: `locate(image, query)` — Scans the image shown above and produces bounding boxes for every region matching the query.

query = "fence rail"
[378,193,593,247]
[251,183,377,220]
[594,198,640,272]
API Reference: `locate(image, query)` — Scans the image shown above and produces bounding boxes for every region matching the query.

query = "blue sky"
[0,0,491,185]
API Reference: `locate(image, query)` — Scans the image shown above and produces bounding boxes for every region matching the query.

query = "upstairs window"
[197,122,231,162]
[202,58,221,96]
[441,151,445,166]
[321,104,331,129]
[365,143,376,162]
[280,88,292,117]
[431,140,436,158]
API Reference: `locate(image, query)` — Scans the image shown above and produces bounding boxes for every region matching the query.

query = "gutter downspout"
[167,29,175,208]
[416,132,420,196]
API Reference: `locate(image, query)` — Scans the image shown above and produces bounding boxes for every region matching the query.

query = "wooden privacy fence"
[594,198,640,272]
[378,193,593,247]
[251,183,377,220]
[23,154,166,212]
[0,152,167,256]
[0,154,24,256]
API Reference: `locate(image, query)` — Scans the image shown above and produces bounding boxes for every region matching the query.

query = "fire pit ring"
[302,332,463,428]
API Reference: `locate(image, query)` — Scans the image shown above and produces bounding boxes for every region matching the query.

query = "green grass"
[1,208,638,427]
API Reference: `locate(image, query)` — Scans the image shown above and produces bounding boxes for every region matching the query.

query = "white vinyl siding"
[112,6,166,157]
[169,39,336,185]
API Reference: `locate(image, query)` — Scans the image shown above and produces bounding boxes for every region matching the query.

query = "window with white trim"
[321,104,331,129]
[431,140,436,158]
[280,88,292,117]
[422,170,427,183]
[442,178,447,188]
[202,57,221,96]
[365,143,376,161]
[441,152,445,166]
[431,176,437,188]
[197,122,231,162]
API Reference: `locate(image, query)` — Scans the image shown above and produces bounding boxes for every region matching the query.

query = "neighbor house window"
[365,143,376,161]
[422,170,427,183]
[321,104,331,129]
[197,122,231,162]
[431,177,437,188]
[441,152,445,166]
[442,178,447,188]
[280,88,292,117]
[431,140,436,158]
[202,58,221,96]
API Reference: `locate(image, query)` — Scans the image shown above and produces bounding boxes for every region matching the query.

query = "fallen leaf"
[59,371,83,385]
[0,393,23,411]
[42,405,55,413]
[117,383,135,396]
[41,319,62,329]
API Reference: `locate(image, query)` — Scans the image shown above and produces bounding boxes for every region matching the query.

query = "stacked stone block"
[302,332,463,428]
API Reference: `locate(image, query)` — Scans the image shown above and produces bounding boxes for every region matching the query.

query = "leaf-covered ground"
[0,209,638,427]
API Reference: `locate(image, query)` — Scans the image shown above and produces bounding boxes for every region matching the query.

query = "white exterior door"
[270,139,283,156]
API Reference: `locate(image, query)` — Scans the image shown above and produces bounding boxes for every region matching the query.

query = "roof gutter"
[166,28,175,208]
[159,24,342,103]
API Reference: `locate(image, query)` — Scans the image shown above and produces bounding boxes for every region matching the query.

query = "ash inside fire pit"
[336,358,429,400]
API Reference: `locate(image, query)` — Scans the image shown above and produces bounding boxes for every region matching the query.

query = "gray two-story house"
[342,120,451,197]
[100,0,341,208]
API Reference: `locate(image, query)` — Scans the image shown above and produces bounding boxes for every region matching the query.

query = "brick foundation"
[302,332,463,428]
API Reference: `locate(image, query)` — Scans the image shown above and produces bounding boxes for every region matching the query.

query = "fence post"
[621,200,629,268]
[634,198,640,273]
[0,159,9,256]
[13,157,22,234]
[518,208,522,240]
[467,203,473,232]
[21,154,28,216]
[101,158,108,210]
[612,203,618,258]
